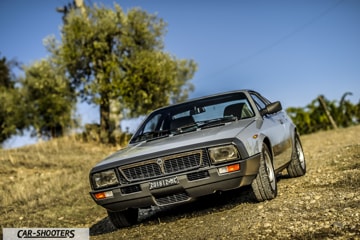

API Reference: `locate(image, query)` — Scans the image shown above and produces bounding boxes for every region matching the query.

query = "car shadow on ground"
[90,173,289,236]
[89,217,118,236]
[89,185,258,236]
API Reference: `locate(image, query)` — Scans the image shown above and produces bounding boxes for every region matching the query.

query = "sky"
[1,0,359,148]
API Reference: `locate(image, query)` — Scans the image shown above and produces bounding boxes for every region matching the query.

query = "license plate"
[149,176,179,190]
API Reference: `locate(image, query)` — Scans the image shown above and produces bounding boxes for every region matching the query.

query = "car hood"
[91,119,255,172]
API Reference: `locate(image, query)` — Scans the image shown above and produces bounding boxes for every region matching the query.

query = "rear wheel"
[107,208,138,229]
[251,143,277,202]
[287,133,306,177]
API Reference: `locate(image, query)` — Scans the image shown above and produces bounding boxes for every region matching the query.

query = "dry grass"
[1,126,359,240]
[0,136,116,233]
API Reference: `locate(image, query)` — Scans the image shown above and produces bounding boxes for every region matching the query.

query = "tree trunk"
[100,97,111,143]
[318,95,338,130]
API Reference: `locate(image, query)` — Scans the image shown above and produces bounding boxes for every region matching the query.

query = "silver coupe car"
[89,89,306,228]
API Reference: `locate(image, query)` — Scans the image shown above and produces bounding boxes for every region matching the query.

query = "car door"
[250,93,291,170]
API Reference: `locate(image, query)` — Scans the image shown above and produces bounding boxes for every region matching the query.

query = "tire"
[287,133,306,177]
[107,208,138,229]
[251,143,277,202]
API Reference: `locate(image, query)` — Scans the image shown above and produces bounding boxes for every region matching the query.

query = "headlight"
[208,145,240,164]
[92,169,119,189]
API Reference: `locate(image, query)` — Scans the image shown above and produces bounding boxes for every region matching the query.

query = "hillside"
[1,125,360,239]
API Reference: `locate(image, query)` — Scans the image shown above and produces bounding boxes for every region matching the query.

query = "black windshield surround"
[130,92,255,144]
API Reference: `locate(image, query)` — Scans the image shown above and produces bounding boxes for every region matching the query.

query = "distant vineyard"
[286,92,360,134]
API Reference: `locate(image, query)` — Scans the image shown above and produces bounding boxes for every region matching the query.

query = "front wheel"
[287,133,306,177]
[107,208,138,229]
[251,143,277,202]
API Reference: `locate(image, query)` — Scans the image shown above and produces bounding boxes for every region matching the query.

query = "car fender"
[256,133,274,161]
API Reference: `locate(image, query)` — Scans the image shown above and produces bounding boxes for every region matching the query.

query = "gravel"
[90,125,360,240]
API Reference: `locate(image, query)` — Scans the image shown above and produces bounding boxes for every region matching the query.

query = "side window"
[251,94,267,111]
[143,114,162,133]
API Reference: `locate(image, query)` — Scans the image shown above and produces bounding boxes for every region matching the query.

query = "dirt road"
[90,125,360,240]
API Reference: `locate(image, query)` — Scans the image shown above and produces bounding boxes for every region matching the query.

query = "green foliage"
[0,54,13,89]
[120,51,196,117]
[287,93,359,135]
[55,3,197,142]
[2,4,198,146]
[0,54,26,145]
[336,92,359,128]
[0,88,26,145]
[20,59,77,139]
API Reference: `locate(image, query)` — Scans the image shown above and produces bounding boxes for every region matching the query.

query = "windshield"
[130,92,254,143]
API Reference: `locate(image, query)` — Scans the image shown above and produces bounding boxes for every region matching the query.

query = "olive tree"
[286,93,360,134]
[20,58,76,139]
[0,54,26,145]
[57,4,197,142]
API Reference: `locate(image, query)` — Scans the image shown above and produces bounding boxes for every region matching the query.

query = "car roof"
[153,89,256,112]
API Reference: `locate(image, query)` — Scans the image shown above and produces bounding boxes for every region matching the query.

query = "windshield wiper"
[172,117,237,134]
[199,116,237,129]
[133,130,170,142]
[172,123,198,134]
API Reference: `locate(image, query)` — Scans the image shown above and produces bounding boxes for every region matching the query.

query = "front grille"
[163,153,201,173]
[154,192,190,206]
[122,163,162,180]
[119,149,210,182]
[120,185,141,194]
[187,170,210,181]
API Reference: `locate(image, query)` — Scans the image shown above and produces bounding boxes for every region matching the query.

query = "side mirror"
[260,101,282,116]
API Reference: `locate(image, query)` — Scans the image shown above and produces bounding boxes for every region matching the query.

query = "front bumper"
[90,153,260,212]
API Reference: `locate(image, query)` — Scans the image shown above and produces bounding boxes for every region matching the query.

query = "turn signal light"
[227,164,240,172]
[218,163,240,174]
[94,191,114,200]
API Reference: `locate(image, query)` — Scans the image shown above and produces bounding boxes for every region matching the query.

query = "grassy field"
[0,137,114,234]
[1,126,359,239]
